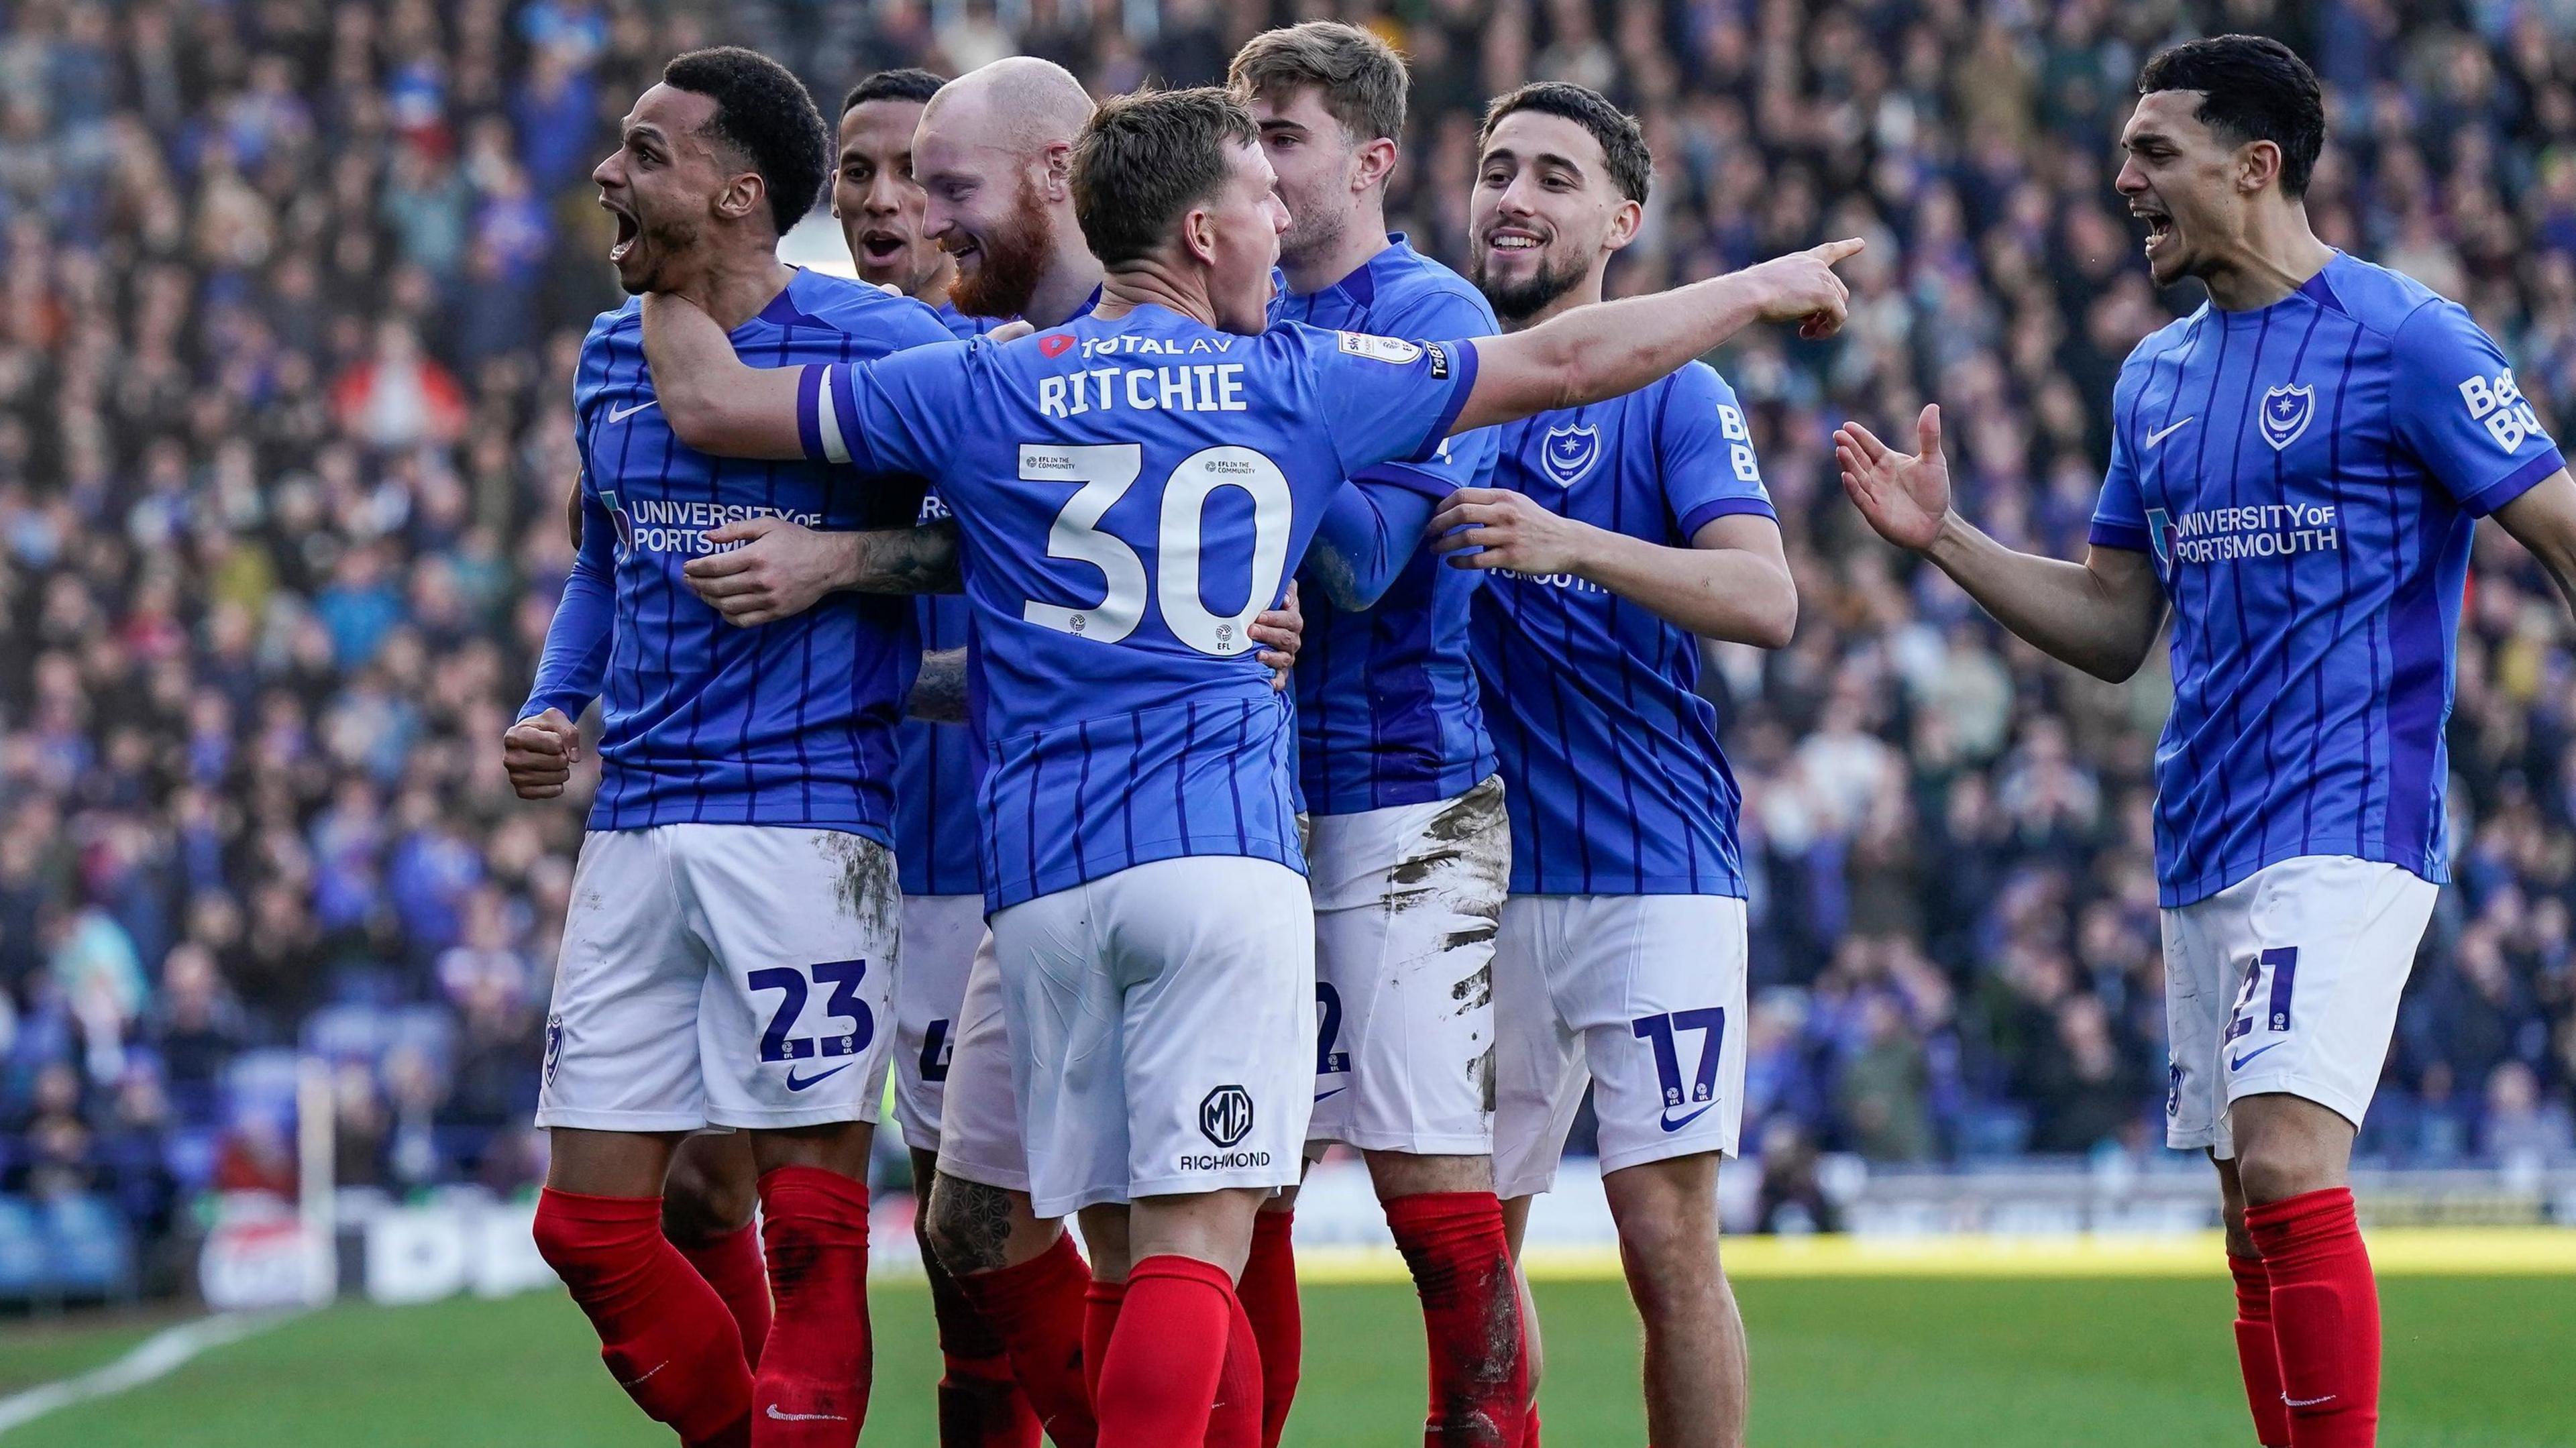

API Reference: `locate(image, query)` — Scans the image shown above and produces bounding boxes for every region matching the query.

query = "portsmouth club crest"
[1540,423,1602,487]
[2258,383,2315,451]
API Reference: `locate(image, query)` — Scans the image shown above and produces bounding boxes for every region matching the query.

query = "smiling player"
[1428,82,1800,1448]
[1837,36,2576,1448]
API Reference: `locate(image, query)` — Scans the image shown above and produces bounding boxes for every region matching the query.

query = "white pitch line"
[0,1310,305,1438]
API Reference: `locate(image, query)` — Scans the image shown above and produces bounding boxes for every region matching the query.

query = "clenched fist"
[503,708,581,799]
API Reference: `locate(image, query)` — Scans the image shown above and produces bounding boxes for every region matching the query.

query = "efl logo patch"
[2257,384,2314,451]
[1038,333,1075,358]
[1336,331,1422,366]
[1199,1084,1254,1148]
[1540,423,1602,487]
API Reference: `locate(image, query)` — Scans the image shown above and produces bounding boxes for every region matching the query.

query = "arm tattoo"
[926,1174,1019,1274]
[906,648,969,724]
[844,516,963,595]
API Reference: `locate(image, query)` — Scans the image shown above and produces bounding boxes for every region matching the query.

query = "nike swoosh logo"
[767,1405,852,1423]
[785,1062,853,1092]
[608,399,659,423]
[2284,1394,2335,1408]
[1660,1103,1717,1133]
[1312,1087,1346,1104]
[2230,1042,2285,1072]
[2145,416,2194,447]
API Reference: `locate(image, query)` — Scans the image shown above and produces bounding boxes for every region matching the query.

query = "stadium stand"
[1,0,2573,1298]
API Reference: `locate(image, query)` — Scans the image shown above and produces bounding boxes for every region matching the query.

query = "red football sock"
[1094,1255,1237,1448]
[1082,1278,1126,1409]
[751,1167,873,1446]
[2245,1188,2379,1448]
[1205,1286,1267,1448]
[1239,1209,1303,1447]
[1386,1192,1527,1447]
[924,1226,1041,1448]
[1523,1404,1540,1446]
[532,1188,753,1448]
[956,1230,1099,1448]
[677,1221,773,1374]
[2229,1252,2291,1447]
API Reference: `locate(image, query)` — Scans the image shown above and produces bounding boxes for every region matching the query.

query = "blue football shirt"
[801,303,1480,909]
[2089,251,2565,905]
[1271,236,1502,815]
[892,299,1006,897]
[1472,361,1775,897]
[521,269,955,840]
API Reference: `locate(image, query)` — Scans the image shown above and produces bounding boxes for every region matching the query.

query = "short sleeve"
[2089,346,2155,553]
[1294,325,1481,480]
[2390,299,2567,517]
[1657,363,1778,540]
[801,339,975,480]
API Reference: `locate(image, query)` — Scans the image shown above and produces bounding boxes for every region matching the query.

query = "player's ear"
[1181,205,1219,266]
[2239,139,2282,196]
[1603,196,1645,253]
[1354,135,1398,194]
[717,168,767,225]
[1039,140,1073,203]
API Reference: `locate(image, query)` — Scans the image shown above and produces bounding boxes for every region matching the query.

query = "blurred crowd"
[7,0,2576,1278]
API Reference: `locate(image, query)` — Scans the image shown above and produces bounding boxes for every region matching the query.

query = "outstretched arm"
[1837,404,2165,681]
[1450,240,1860,435]
[639,292,809,459]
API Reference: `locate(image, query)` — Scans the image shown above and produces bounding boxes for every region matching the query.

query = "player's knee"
[925,1176,1016,1276]
[533,1190,643,1289]
[2231,1144,2337,1208]
[661,1158,758,1245]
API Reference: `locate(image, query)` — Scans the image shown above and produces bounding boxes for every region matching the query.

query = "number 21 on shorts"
[2224,946,2298,1068]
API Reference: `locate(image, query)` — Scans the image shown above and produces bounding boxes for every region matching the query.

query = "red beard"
[949,175,1054,321]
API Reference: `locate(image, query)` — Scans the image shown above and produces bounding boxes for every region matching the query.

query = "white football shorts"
[930,927,1034,1194]
[536,825,900,1132]
[1307,775,1508,1155]
[1493,893,1750,1199]
[989,855,1315,1219]
[2163,854,2436,1157]
[892,892,985,1156]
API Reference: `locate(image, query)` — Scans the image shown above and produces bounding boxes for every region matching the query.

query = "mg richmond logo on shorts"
[1199,1084,1254,1148]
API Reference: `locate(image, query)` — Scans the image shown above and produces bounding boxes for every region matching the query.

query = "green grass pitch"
[2,1275,2568,1445]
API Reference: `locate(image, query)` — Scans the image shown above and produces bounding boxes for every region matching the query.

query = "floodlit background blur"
[1,0,2575,1328]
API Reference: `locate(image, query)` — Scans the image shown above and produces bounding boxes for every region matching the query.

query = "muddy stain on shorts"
[1387,777,1511,906]
[817,832,900,946]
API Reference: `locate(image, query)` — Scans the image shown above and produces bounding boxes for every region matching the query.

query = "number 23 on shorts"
[749,958,877,1067]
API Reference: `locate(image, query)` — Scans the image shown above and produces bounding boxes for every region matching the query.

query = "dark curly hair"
[2136,36,2326,197]
[662,47,830,235]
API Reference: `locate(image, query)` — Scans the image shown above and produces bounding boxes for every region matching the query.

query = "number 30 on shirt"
[1020,441,1291,656]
